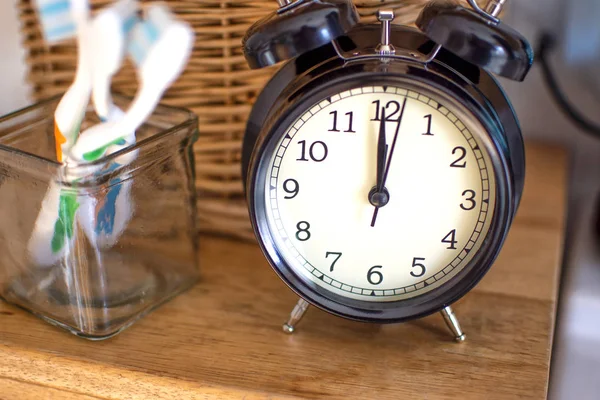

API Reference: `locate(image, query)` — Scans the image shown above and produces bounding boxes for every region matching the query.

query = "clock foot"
[282,298,310,334]
[440,306,466,342]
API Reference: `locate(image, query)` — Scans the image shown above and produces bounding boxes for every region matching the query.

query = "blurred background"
[1,0,599,398]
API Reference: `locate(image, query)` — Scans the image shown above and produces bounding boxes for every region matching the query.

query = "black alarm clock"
[241,0,532,340]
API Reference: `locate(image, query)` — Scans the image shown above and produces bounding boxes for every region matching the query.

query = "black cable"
[537,33,600,138]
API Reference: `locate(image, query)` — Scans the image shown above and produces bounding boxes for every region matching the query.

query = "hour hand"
[369,109,390,210]
[376,109,387,192]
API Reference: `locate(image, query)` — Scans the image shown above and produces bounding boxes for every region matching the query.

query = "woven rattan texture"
[17,0,467,240]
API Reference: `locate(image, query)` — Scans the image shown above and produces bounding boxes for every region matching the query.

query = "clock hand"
[370,96,408,227]
[381,97,408,185]
[369,108,389,227]
[376,108,387,193]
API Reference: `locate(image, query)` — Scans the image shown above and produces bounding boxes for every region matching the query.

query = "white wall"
[0,0,30,115]
[502,0,600,202]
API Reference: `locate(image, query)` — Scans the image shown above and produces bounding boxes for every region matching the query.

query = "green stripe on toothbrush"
[51,191,80,253]
[82,137,127,161]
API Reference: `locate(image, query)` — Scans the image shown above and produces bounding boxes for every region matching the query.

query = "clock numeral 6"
[367,265,383,285]
[297,140,328,162]
[410,257,426,277]
[325,251,342,272]
[450,146,467,168]
[460,189,477,211]
[442,229,458,250]
[283,179,299,199]
[295,221,311,241]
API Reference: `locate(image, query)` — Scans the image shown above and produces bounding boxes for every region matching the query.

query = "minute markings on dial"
[267,86,493,298]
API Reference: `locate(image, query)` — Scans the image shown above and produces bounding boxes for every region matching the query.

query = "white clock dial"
[262,85,496,301]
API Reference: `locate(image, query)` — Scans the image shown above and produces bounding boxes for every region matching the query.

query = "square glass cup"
[0,95,200,339]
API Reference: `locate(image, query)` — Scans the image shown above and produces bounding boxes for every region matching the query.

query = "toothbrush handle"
[92,80,113,121]
[54,82,91,160]
[119,84,163,135]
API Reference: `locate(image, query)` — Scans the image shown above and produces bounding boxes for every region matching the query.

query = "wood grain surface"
[0,143,567,400]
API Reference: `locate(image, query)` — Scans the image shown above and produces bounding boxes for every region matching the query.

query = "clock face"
[259,85,496,302]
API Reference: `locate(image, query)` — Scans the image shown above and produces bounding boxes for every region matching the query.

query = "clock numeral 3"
[410,257,426,277]
[329,111,355,133]
[297,140,328,162]
[371,100,401,121]
[450,146,467,168]
[460,189,477,210]
[423,114,434,136]
[295,221,311,241]
[325,251,342,272]
[367,265,384,285]
[283,179,299,199]
[442,229,458,250]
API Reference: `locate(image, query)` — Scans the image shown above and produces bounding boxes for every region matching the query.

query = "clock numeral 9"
[450,146,467,168]
[442,229,458,250]
[325,251,342,272]
[410,257,426,277]
[283,179,299,199]
[295,221,311,241]
[329,111,355,133]
[367,265,383,285]
[460,189,476,210]
[297,140,328,162]
[371,100,401,121]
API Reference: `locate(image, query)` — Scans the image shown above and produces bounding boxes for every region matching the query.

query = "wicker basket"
[16,0,465,241]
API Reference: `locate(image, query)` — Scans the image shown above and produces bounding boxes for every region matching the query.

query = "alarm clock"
[241,0,532,340]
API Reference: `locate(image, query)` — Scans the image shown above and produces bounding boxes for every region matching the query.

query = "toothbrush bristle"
[127,22,150,66]
[33,0,77,43]
[127,5,177,66]
[146,4,176,32]
[123,15,139,36]
[113,0,139,35]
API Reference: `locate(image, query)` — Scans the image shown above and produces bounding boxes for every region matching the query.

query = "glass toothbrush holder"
[0,95,200,339]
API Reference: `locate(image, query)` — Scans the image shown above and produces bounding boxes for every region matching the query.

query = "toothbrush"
[67,4,194,163]
[89,0,138,125]
[78,4,193,247]
[78,157,135,249]
[31,0,139,264]
[79,0,140,248]
[28,164,81,266]
[29,0,90,265]
[88,0,139,162]
[34,0,91,162]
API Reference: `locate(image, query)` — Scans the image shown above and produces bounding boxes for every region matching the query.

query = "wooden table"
[0,143,567,399]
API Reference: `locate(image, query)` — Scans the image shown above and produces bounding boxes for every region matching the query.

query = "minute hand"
[369,97,408,228]
[379,96,408,190]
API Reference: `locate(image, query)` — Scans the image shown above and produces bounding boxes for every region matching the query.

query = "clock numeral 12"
[297,140,328,162]
[371,100,401,121]
[329,111,355,132]
[325,251,342,272]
